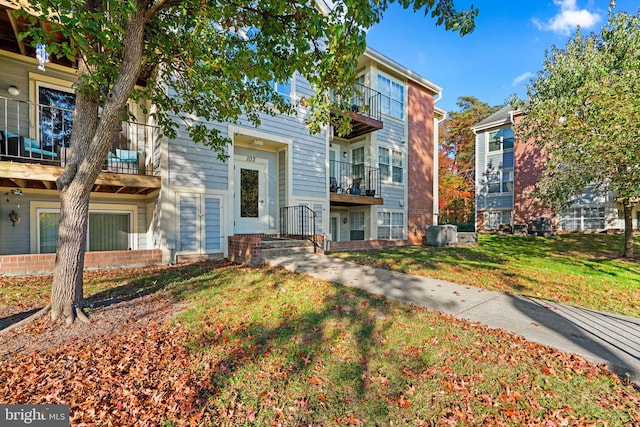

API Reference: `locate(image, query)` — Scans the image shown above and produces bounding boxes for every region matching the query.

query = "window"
[37,209,132,253]
[378,74,404,119]
[488,127,514,152]
[378,147,403,184]
[350,211,365,240]
[38,85,75,148]
[486,169,513,194]
[352,146,365,183]
[483,211,512,229]
[559,207,605,231]
[266,79,291,103]
[377,211,404,240]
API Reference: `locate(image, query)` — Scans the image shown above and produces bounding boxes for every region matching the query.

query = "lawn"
[1,261,639,426]
[332,233,640,318]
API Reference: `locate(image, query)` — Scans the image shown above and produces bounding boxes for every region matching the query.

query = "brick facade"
[0,249,162,277]
[406,81,436,244]
[328,239,411,253]
[512,114,554,225]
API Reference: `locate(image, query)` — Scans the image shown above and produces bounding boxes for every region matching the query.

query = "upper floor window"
[379,147,403,184]
[488,127,514,152]
[38,84,75,149]
[377,74,404,119]
[270,79,291,102]
[486,169,513,194]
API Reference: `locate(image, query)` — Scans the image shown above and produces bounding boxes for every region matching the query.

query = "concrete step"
[262,246,316,259]
[261,238,314,249]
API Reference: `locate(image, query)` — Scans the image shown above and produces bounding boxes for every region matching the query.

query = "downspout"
[433,91,445,226]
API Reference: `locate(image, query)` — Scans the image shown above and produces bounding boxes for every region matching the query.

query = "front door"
[234,157,268,234]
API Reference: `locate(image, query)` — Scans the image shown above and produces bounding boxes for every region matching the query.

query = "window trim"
[30,201,138,253]
[349,210,365,241]
[483,210,512,229]
[377,210,405,240]
[487,127,514,153]
[485,168,513,195]
[378,146,404,185]
[377,72,405,120]
[558,206,606,231]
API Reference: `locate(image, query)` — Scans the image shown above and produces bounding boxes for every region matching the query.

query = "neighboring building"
[472,106,637,233]
[0,3,442,274]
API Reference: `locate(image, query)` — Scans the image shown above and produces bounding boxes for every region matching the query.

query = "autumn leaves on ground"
[1,236,640,426]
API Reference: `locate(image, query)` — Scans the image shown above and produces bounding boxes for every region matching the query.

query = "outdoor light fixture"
[252,139,264,146]
[9,210,20,227]
[7,85,20,96]
[36,43,49,71]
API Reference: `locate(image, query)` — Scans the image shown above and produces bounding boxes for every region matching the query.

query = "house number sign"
[246,156,256,162]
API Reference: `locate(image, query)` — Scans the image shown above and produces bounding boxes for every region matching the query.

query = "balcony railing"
[330,82,385,139]
[0,96,160,176]
[329,160,381,198]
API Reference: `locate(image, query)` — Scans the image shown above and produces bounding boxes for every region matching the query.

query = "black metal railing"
[331,82,386,122]
[0,96,160,176]
[279,205,319,252]
[329,160,381,197]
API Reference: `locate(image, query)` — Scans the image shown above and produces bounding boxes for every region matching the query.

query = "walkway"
[265,253,640,385]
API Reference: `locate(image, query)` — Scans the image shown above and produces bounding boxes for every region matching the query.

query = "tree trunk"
[50,3,148,323]
[622,198,634,259]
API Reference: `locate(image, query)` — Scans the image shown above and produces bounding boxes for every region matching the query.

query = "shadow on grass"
[0,261,232,330]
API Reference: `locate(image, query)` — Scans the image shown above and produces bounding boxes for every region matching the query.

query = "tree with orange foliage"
[439,96,498,225]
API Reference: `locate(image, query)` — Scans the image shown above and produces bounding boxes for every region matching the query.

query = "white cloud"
[533,0,601,35]
[512,72,534,86]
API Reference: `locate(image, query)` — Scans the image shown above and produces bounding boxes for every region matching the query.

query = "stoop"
[261,238,318,259]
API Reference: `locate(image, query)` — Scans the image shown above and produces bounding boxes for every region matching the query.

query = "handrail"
[279,205,319,252]
[329,160,381,197]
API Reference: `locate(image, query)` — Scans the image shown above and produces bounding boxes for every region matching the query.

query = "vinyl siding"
[204,196,222,252]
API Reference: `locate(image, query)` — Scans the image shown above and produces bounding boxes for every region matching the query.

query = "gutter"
[364,47,442,95]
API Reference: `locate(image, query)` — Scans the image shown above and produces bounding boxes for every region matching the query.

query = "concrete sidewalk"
[265,253,640,385]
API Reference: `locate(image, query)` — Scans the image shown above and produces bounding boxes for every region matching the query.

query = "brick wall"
[328,239,411,253]
[512,114,554,225]
[406,81,436,244]
[227,236,264,265]
[0,249,162,277]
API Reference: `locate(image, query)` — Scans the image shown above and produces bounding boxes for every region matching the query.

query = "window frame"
[31,202,137,253]
[487,127,514,153]
[558,206,605,231]
[377,210,404,240]
[378,146,403,184]
[485,168,513,194]
[377,73,405,120]
[349,211,365,241]
[483,210,512,229]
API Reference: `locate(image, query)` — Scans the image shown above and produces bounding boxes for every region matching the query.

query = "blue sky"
[366,0,639,113]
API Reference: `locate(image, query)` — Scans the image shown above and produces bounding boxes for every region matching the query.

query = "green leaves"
[516,9,640,255]
[17,0,477,152]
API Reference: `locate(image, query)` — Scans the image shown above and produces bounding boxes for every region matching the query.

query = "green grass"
[2,261,639,425]
[332,233,640,318]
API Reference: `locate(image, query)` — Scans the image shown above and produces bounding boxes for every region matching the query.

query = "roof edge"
[364,47,442,95]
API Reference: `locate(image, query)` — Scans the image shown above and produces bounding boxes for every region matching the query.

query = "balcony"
[330,82,384,140]
[329,160,383,206]
[0,96,160,195]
